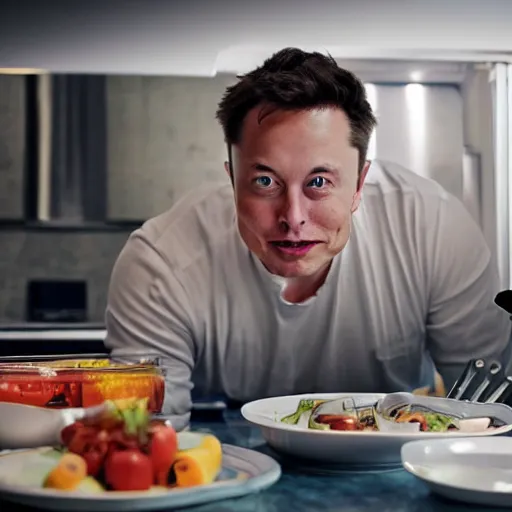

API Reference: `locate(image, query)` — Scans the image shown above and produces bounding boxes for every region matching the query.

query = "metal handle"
[447,359,486,400]
[490,63,511,290]
[462,147,482,226]
[470,361,502,402]
[484,375,512,404]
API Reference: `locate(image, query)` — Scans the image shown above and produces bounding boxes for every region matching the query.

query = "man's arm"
[426,195,512,391]
[104,232,196,431]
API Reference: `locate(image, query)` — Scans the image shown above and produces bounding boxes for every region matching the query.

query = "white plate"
[0,432,281,511]
[401,437,512,507]
[241,393,512,467]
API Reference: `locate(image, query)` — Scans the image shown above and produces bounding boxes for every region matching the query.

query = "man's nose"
[278,192,307,233]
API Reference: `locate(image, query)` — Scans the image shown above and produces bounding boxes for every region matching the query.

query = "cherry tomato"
[105,449,153,491]
[82,449,105,477]
[61,422,81,445]
[148,423,178,485]
[66,426,100,455]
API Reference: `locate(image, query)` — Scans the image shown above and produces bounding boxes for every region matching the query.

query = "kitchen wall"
[0,231,128,323]
[0,76,25,220]
[107,74,234,220]
[0,74,235,322]
[0,69,493,322]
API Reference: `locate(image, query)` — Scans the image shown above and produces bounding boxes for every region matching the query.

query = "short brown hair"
[216,47,377,173]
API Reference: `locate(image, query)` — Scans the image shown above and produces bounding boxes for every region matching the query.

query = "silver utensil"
[484,376,512,405]
[470,361,502,402]
[447,359,486,400]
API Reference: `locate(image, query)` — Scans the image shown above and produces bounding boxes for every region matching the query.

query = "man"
[105,48,511,429]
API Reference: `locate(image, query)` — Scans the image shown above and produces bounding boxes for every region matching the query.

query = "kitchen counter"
[0,323,107,357]
[2,411,484,512]
[186,411,475,512]
[0,323,106,339]
[0,409,489,512]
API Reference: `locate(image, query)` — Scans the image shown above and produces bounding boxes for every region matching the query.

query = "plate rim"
[241,392,512,439]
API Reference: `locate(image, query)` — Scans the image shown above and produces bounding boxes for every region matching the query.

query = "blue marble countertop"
[184,410,496,512]
[0,409,500,512]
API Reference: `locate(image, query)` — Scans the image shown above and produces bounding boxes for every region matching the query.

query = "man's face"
[229,106,369,279]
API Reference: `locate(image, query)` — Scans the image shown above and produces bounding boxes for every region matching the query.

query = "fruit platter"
[0,398,281,511]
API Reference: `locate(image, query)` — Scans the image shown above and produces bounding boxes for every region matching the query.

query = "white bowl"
[401,437,512,507]
[241,393,512,468]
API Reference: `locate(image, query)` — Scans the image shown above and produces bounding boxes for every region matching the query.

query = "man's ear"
[224,161,234,185]
[350,160,371,213]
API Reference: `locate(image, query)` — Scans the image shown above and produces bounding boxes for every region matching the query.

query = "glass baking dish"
[0,353,165,412]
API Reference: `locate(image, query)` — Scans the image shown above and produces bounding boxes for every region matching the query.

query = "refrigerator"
[331,58,512,291]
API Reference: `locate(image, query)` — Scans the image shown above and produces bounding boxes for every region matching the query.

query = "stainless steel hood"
[2,1,512,76]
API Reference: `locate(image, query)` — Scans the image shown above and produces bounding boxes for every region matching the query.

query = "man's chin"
[262,259,324,279]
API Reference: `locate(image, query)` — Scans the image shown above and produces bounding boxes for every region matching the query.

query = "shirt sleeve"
[104,232,196,431]
[426,194,512,390]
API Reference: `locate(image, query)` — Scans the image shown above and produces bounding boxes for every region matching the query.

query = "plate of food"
[241,392,512,469]
[0,398,281,511]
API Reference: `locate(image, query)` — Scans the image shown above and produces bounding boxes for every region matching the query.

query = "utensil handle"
[484,376,512,404]
[470,361,502,402]
[446,359,485,400]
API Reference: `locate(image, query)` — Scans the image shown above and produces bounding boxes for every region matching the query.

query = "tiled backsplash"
[0,74,235,322]
[0,231,129,322]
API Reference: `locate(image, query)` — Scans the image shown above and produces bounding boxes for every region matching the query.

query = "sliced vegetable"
[281,399,324,425]
[315,414,359,431]
[173,434,222,488]
[395,411,428,431]
[394,408,457,432]
[423,412,457,432]
[308,402,334,431]
[75,476,105,493]
[44,453,87,490]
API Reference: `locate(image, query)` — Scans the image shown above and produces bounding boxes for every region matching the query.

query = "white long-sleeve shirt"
[105,160,511,429]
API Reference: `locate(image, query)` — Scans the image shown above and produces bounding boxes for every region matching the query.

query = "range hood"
[26,74,109,225]
[1,2,512,76]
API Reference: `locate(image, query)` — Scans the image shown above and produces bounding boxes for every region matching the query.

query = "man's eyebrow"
[249,162,341,175]
[309,165,341,175]
[251,163,277,173]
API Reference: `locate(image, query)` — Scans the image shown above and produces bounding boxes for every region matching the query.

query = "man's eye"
[255,176,273,187]
[308,176,327,188]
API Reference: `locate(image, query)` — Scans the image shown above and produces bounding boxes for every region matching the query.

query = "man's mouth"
[270,241,316,248]
[269,240,320,256]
